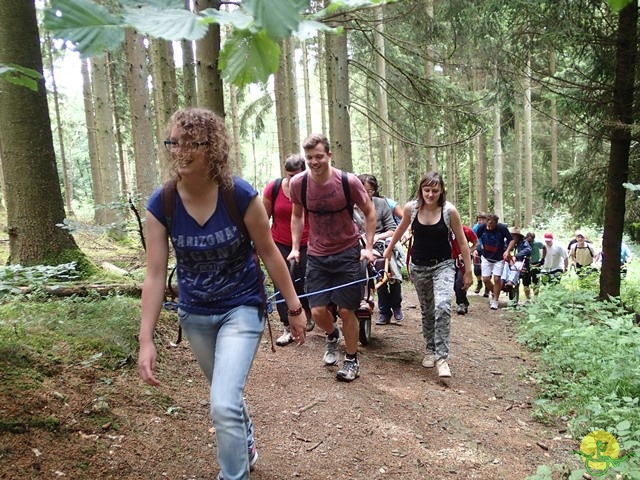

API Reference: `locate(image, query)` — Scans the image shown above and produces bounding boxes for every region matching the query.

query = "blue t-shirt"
[385,198,401,225]
[476,223,513,261]
[147,176,263,315]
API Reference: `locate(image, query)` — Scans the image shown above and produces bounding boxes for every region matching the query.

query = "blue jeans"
[377,281,402,315]
[178,305,264,480]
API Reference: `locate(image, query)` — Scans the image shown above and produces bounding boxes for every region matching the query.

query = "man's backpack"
[299,170,353,219]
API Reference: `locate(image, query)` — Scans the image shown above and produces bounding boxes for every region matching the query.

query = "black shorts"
[521,266,540,287]
[305,245,364,311]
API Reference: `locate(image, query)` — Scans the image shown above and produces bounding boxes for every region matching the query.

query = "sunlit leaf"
[607,0,634,12]
[295,20,339,40]
[318,0,400,16]
[200,8,254,31]
[0,64,42,91]
[123,6,208,41]
[243,0,305,40]
[44,0,125,57]
[219,30,280,88]
[121,0,183,7]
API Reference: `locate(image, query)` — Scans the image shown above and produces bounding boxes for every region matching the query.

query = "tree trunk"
[524,57,533,226]
[91,54,122,225]
[397,141,408,204]
[476,132,488,213]
[0,0,86,268]
[45,31,74,217]
[274,37,300,165]
[81,59,102,220]
[549,48,558,208]
[492,98,504,219]
[514,106,523,228]
[317,33,328,135]
[599,0,637,299]
[124,29,158,208]
[195,0,224,114]
[301,41,313,137]
[229,84,242,174]
[423,0,437,171]
[181,0,197,108]
[374,5,393,198]
[106,52,129,201]
[325,19,352,171]
[149,38,179,180]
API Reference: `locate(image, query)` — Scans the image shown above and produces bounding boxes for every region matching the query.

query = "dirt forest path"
[1,286,584,480]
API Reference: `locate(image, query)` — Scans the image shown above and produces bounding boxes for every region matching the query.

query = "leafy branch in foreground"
[0,63,42,91]
[43,0,396,87]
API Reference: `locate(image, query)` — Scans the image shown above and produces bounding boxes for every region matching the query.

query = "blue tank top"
[147,176,263,315]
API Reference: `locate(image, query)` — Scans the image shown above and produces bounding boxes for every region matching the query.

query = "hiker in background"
[472,212,489,296]
[356,174,405,325]
[288,134,376,383]
[383,171,472,378]
[621,242,633,278]
[542,231,568,284]
[569,230,596,276]
[454,225,478,315]
[502,227,531,292]
[138,108,306,480]
[475,214,515,310]
[263,154,315,346]
[522,232,544,301]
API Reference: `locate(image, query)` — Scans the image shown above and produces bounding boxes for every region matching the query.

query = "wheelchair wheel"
[359,314,371,345]
[508,281,520,305]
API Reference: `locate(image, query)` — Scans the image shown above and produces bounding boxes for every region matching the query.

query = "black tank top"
[411,210,451,264]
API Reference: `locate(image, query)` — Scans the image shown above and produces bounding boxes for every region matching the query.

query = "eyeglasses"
[365,189,375,194]
[164,140,209,152]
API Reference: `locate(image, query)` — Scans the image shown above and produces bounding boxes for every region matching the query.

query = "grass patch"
[0,293,140,391]
[521,275,640,479]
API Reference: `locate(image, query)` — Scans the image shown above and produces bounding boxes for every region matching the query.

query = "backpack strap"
[160,177,178,232]
[271,177,283,205]
[300,170,353,217]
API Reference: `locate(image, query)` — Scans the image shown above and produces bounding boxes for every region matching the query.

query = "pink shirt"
[263,180,309,247]
[290,168,369,256]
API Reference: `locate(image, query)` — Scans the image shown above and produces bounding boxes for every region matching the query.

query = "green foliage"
[0,263,79,294]
[0,293,140,375]
[0,63,42,91]
[519,279,640,478]
[219,30,280,86]
[608,0,635,12]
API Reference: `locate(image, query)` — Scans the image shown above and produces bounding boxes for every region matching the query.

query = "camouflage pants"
[411,260,455,361]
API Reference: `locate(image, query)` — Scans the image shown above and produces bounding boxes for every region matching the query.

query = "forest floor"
[0,281,585,480]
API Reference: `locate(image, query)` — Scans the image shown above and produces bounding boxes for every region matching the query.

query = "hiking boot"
[422,352,435,368]
[305,310,315,332]
[323,328,341,366]
[456,304,467,315]
[376,312,391,325]
[392,307,404,322]
[474,281,482,294]
[483,289,490,298]
[336,358,360,382]
[436,359,451,378]
[217,443,259,479]
[490,300,499,310]
[275,327,293,346]
[249,442,258,471]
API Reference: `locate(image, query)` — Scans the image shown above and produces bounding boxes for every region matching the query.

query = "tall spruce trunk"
[0,0,85,268]
[374,5,393,198]
[599,1,637,299]
[325,19,353,171]
[195,0,224,114]
[90,54,122,226]
[124,29,157,208]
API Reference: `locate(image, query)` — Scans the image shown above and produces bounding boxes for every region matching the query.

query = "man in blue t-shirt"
[475,214,515,310]
[472,211,487,295]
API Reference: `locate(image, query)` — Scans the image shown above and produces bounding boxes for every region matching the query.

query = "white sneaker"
[323,328,341,366]
[490,300,499,310]
[422,352,435,368]
[436,359,451,377]
[275,327,293,346]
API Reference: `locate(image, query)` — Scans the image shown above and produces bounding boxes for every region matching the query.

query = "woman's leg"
[432,261,455,360]
[411,264,436,353]
[179,306,264,480]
